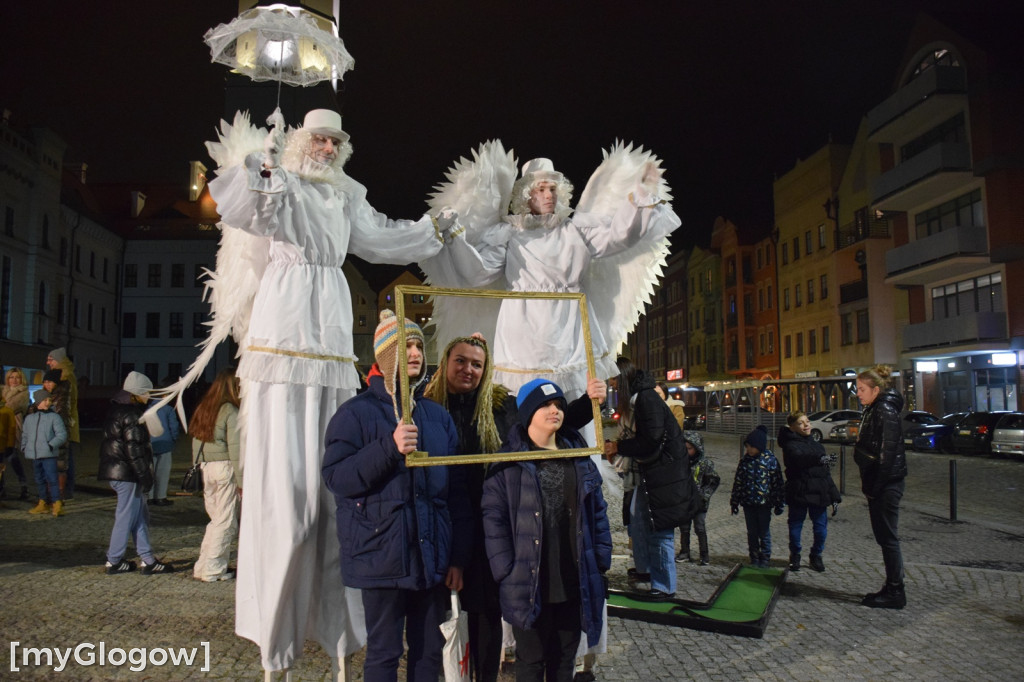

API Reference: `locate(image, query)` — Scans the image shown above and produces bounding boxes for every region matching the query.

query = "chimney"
[131,190,147,218]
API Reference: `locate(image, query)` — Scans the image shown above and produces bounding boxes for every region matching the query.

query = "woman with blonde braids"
[190,368,242,583]
[424,335,607,682]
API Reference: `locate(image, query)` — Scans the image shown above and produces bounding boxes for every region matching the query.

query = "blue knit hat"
[745,425,768,453]
[516,378,567,429]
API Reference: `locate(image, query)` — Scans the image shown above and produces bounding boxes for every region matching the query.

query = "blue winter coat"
[481,424,612,647]
[21,409,68,460]
[322,374,471,590]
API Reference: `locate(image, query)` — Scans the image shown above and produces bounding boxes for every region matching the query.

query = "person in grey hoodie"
[22,389,67,517]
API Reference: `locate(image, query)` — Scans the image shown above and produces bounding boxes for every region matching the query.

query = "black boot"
[862,583,906,609]
[788,553,801,571]
[809,554,825,572]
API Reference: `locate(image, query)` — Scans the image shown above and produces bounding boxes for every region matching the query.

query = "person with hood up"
[854,365,908,609]
[603,357,699,598]
[97,371,173,575]
[323,311,471,682]
[778,412,842,572]
[22,389,67,516]
[482,378,612,682]
[676,431,720,565]
[729,425,785,568]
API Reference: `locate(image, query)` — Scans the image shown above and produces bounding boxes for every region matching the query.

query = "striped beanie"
[374,309,425,399]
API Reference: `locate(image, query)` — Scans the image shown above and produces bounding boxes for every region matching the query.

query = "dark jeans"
[680,511,709,560]
[867,479,905,586]
[512,599,581,682]
[788,504,828,557]
[468,606,502,682]
[743,505,773,565]
[361,584,447,682]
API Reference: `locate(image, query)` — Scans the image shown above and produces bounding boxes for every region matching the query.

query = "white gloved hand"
[263,108,286,169]
[640,161,663,194]
[435,206,459,232]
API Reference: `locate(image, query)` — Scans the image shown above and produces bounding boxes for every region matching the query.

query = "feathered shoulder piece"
[145,112,269,428]
[575,140,672,216]
[427,140,517,244]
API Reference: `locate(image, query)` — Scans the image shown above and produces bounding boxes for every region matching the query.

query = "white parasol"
[204,4,354,94]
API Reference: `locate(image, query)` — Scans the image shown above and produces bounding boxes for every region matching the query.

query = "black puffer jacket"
[97,391,154,491]
[778,426,841,508]
[616,370,700,531]
[854,388,908,497]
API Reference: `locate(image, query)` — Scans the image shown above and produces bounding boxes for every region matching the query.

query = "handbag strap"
[194,442,206,465]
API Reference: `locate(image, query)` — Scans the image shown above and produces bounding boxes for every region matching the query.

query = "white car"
[805,409,863,443]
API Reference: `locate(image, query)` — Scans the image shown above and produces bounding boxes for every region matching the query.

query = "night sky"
[1,1,1014,248]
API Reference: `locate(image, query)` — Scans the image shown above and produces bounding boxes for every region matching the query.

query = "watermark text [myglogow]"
[9,641,210,673]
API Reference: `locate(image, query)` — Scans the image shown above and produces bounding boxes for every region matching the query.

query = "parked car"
[904,412,968,452]
[902,410,939,432]
[684,411,706,430]
[829,419,861,444]
[947,411,1014,456]
[806,409,862,443]
[991,412,1024,460]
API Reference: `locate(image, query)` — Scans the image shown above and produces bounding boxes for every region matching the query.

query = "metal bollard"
[839,445,846,496]
[949,459,958,522]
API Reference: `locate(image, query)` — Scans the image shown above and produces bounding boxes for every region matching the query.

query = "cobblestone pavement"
[1,430,1023,680]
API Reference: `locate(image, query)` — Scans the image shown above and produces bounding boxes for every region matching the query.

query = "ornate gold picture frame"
[394,284,604,466]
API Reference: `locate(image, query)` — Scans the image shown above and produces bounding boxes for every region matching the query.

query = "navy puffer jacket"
[97,391,154,491]
[778,426,841,508]
[481,424,612,647]
[854,388,908,497]
[322,374,471,590]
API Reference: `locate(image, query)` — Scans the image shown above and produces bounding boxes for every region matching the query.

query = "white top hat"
[302,109,350,143]
[520,158,563,184]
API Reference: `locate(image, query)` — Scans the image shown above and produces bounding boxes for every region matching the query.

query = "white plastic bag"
[440,590,470,682]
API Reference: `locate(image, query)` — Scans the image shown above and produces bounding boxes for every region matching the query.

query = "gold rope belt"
[246,345,355,363]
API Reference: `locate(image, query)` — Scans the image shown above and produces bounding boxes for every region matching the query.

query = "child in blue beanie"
[729,425,785,567]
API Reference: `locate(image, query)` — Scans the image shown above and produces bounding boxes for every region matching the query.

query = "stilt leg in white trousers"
[236,382,366,671]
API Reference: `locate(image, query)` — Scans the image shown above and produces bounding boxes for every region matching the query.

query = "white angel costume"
[420,143,679,403]
[199,111,445,671]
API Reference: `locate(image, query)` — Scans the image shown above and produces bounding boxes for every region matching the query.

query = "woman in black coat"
[778,412,841,573]
[854,365,908,609]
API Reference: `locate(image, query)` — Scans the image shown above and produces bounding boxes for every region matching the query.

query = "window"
[146,312,160,338]
[784,335,792,358]
[193,312,206,339]
[820,274,828,300]
[124,264,138,288]
[171,264,185,287]
[759,332,766,355]
[856,309,870,343]
[783,288,790,311]
[809,328,817,354]
[792,237,800,261]
[914,188,984,239]
[931,273,1003,320]
[796,332,804,356]
[168,312,183,338]
[805,230,812,255]
[781,242,789,265]
[807,279,814,304]
[901,112,965,163]
[822,325,830,352]
[795,284,802,307]
[818,223,827,250]
[147,264,161,288]
[841,313,853,346]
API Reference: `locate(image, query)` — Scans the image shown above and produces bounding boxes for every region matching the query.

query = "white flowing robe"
[422,196,680,401]
[209,154,443,671]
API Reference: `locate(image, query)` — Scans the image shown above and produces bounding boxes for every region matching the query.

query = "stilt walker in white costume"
[153,109,454,680]
[420,142,681,406]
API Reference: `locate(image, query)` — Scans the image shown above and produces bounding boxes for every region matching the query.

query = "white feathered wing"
[577,141,674,358]
[144,111,270,428]
[421,140,517,360]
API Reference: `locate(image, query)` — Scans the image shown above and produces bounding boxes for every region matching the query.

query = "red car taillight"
[977,425,989,435]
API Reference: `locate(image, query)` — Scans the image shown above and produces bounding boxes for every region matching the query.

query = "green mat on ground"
[607,564,787,637]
